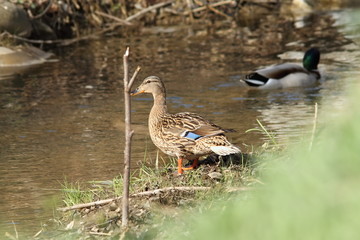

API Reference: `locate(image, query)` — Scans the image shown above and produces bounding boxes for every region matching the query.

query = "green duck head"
[303,48,320,71]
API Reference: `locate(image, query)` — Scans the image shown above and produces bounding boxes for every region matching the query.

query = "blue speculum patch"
[184,132,202,140]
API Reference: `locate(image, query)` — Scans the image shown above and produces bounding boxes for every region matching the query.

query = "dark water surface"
[0,7,359,236]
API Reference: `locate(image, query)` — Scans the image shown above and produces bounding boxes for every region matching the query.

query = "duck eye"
[145,80,151,84]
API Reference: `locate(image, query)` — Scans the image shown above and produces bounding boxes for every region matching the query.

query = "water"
[0,6,359,236]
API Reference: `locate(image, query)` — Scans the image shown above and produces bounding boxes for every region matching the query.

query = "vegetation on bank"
[2,0,354,45]
[4,0,278,44]
[52,150,264,239]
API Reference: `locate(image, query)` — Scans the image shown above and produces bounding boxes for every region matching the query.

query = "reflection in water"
[0,7,360,236]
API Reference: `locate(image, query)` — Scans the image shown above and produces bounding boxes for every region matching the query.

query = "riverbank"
[1,0,358,46]
[41,150,265,238]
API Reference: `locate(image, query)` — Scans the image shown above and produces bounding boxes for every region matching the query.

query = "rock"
[0,1,32,37]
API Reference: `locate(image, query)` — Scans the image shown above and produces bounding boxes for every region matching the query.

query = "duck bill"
[130,89,144,96]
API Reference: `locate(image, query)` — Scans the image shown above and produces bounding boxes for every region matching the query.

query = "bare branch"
[125,46,130,57]
[128,66,141,90]
[122,46,132,227]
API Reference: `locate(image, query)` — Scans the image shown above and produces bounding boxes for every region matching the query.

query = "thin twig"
[207,5,232,19]
[33,229,43,238]
[128,66,141,90]
[309,102,318,151]
[184,0,236,15]
[28,0,54,19]
[12,220,18,240]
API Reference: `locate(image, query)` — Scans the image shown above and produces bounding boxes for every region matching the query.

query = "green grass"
[60,180,95,207]
[246,119,279,148]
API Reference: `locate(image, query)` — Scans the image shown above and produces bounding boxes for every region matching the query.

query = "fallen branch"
[57,186,213,212]
[126,0,174,22]
[89,232,112,236]
[58,198,117,212]
[95,10,132,25]
[207,5,232,19]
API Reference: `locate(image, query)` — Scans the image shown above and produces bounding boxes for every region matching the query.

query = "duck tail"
[210,145,241,156]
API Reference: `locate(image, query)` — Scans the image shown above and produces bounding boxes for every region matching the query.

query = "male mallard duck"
[240,48,321,90]
[131,76,240,175]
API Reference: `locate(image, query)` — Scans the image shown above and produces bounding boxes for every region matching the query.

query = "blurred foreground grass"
[166,83,360,239]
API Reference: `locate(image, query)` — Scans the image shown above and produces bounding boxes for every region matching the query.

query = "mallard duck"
[131,76,240,175]
[240,48,321,90]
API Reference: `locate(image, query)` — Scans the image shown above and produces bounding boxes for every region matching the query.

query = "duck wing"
[244,63,307,87]
[162,112,232,140]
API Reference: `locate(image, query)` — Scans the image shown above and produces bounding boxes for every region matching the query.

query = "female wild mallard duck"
[240,48,321,90]
[131,76,240,175]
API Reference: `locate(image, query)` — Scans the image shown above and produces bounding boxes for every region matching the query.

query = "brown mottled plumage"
[131,76,240,174]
